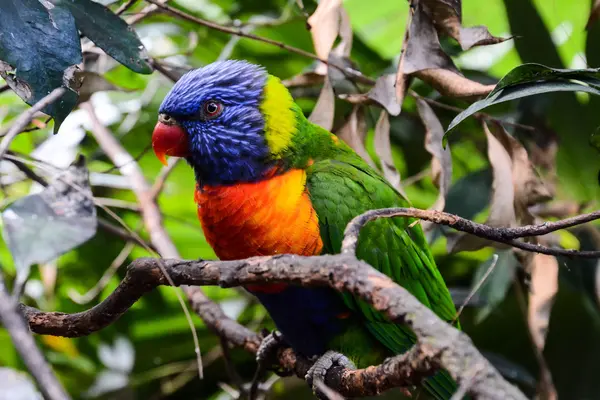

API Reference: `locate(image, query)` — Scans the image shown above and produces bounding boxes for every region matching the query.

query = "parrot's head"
[152,60,298,186]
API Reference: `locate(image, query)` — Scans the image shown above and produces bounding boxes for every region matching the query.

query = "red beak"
[152,119,190,166]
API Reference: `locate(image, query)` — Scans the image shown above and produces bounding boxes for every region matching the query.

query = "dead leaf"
[458,26,511,50]
[487,123,552,225]
[587,0,600,30]
[281,72,324,88]
[332,6,353,58]
[337,106,376,168]
[415,68,495,98]
[403,1,457,75]
[448,122,553,253]
[374,110,407,198]
[307,0,352,74]
[448,122,516,252]
[338,74,401,116]
[416,99,452,231]
[307,0,342,60]
[527,253,558,351]
[309,75,335,131]
[421,0,509,50]
[368,74,401,116]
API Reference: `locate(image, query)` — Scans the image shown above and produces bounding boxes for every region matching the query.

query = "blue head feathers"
[159,60,273,186]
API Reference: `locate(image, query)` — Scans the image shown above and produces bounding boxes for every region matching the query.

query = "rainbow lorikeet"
[152,60,459,399]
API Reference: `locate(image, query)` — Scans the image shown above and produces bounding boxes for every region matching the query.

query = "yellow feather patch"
[260,75,296,157]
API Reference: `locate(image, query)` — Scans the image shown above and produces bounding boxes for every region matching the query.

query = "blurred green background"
[1,0,600,399]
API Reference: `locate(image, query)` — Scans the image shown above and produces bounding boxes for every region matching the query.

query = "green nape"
[282,106,462,399]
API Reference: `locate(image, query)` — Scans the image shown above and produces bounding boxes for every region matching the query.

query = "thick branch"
[22,255,526,399]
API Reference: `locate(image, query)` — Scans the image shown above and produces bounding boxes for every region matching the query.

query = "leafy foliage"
[0,0,600,399]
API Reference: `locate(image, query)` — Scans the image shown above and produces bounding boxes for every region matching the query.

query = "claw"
[256,330,286,366]
[305,351,356,399]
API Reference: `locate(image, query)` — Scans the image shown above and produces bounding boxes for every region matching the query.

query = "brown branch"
[0,87,66,160]
[20,254,526,399]
[342,208,600,258]
[0,275,70,400]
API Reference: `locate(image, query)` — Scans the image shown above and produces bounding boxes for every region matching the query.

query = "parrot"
[151,60,460,399]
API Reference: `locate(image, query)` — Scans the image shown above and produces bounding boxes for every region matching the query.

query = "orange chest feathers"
[194,169,323,261]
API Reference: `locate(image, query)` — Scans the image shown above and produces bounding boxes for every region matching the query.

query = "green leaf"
[56,0,152,74]
[0,0,82,131]
[446,75,600,136]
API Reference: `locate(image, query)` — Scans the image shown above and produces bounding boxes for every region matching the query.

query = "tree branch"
[0,87,66,160]
[143,0,375,85]
[0,275,70,400]
[19,202,600,397]
[20,253,526,399]
[342,208,600,258]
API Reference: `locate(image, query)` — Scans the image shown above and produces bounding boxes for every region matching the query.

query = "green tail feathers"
[424,370,460,400]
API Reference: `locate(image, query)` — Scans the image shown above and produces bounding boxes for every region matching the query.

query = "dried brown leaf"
[307,0,352,74]
[332,6,353,58]
[448,122,516,253]
[337,106,376,168]
[527,253,558,351]
[374,110,406,197]
[338,74,401,116]
[403,1,457,75]
[487,123,552,225]
[309,76,335,131]
[281,72,324,88]
[587,0,600,30]
[369,74,401,116]
[458,26,511,50]
[307,0,342,61]
[415,68,495,98]
[417,99,452,229]
[421,0,509,50]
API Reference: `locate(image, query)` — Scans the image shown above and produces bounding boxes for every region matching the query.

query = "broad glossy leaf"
[0,0,81,131]
[446,80,600,136]
[55,0,152,74]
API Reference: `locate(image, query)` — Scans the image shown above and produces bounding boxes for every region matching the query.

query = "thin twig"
[341,208,600,258]
[0,88,66,160]
[410,91,537,133]
[143,0,375,85]
[453,254,499,325]
[0,274,70,400]
[68,241,136,304]
[115,0,138,15]
[150,158,181,200]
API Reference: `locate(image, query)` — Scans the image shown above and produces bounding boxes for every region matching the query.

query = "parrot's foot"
[305,351,356,398]
[250,331,290,399]
[256,330,286,366]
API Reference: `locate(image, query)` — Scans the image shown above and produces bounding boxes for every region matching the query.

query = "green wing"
[306,152,459,399]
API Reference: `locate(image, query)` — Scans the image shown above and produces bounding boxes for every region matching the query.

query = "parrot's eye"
[202,100,224,119]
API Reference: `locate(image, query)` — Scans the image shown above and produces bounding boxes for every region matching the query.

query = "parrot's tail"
[423,369,466,400]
